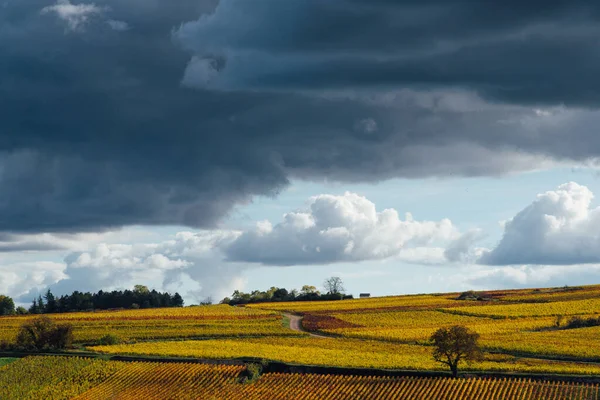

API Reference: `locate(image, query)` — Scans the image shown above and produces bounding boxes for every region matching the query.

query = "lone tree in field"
[430,325,482,377]
[15,316,73,351]
[323,277,345,295]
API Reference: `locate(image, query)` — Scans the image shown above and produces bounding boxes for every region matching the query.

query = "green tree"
[272,288,289,300]
[300,285,320,296]
[44,290,57,314]
[0,295,15,315]
[29,298,39,314]
[15,306,28,315]
[172,293,184,307]
[266,286,279,299]
[15,316,73,350]
[36,296,45,313]
[133,285,150,295]
[430,325,482,377]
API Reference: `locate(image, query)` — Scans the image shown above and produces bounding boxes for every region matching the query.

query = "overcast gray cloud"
[3,0,600,234]
[41,0,107,31]
[175,0,600,105]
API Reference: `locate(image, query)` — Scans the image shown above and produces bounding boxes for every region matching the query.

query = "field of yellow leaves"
[3,357,598,400]
[0,305,303,344]
[248,284,600,362]
[91,336,600,375]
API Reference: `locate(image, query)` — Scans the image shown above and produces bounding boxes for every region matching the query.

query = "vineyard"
[0,356,126,400]
[1,357,598,400]
[246,293,466,314]
[248,284,600,362]
[90,336,600,374]
[0,304,303,344]
[4,285,600,398]
[74,360,244,400]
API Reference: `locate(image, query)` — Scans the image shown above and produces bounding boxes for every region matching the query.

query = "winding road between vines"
[284,313,329,339]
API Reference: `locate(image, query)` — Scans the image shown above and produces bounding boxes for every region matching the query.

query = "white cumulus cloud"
[224,192,458,265]
[480,182,600,265]
[3,191,469,304]
[0,261,67,300]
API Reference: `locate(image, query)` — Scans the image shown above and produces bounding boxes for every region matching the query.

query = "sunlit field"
[247,284,600,362]
[2,357,598,400]
[0,305,303,344]
[5,285,600,399]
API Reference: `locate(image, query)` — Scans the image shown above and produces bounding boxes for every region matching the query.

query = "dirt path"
[284,313,329,339]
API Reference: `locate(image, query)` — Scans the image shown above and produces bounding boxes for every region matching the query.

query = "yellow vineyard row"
[0,356,125,400]
[75,361,243,400]
[91,337,600,375]
[247,294,463,313]
[447,297,600,318]
[0,305,302,343]
[2,356,598,400]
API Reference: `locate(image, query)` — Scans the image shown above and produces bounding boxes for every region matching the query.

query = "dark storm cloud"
[177,0,600,106]
[1,0,600,233]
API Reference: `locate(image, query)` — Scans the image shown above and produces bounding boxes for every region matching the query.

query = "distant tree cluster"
[221,277,353,306]
[25,285,183,315]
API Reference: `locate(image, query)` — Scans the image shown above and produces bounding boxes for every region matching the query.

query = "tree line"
[221,277,353,306]
[0,285,183,316]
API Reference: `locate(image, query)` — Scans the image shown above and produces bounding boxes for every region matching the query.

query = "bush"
[457,291,479,300]
[97,333,122,345]
[238,362,266,384]
[15,307,28,315]
[15,316,74,351]
[565,316,600,329]
[457,291,493,301]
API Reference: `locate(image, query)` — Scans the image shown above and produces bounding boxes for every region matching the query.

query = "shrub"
[97,334,122,345]
[238,362,265,384]
[15,307,28,315]
[457,291,493,301]
[15,316,74,350]
[565,316,600,329]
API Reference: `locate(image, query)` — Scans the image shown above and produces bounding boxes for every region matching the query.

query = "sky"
[3,0,600,304]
